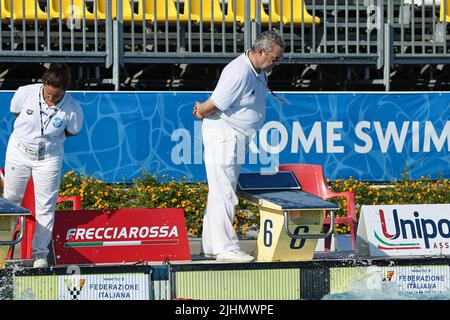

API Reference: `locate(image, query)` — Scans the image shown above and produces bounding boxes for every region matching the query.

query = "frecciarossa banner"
[52,209,191,265]
[356,204,450,257]
[0,91,449,182]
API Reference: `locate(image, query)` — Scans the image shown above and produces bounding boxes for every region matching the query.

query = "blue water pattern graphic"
[0,91,449,183]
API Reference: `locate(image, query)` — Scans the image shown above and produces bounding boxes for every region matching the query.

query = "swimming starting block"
[237,171,339,262]
[0,197,30,268]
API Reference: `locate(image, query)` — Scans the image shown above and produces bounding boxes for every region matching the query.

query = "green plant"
[48,169,450,237]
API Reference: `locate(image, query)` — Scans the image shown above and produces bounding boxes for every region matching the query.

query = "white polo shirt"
[210,50,269,136]
[10,83,83,152]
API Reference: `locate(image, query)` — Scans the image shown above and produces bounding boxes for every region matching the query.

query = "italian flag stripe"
[64,239,179,248]
[374,231,420,247]
[377,245,422,250]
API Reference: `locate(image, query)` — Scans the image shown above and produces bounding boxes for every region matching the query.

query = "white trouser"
[201,117,248,255]
[3,134,63,259]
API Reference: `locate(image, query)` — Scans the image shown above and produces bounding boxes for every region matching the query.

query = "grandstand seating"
[190,0,235,24]
[0,1,450,90]
[275,0,320,25]
[440,0,450,22]
[139,0,191,23]
[1,0,48,21]
[97,0,139,21]
[0,0,141,22]
[50,0,96,21]
[230,0,282,25]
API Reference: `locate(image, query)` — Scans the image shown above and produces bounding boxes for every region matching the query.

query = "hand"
[193,101,204,120]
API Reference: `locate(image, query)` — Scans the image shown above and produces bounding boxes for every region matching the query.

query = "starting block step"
[0,197,31,268]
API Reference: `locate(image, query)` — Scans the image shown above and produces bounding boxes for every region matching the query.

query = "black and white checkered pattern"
[66,287,82,300]
[64,279,86,300]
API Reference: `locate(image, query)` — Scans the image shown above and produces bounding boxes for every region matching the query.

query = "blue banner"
[1,91,449,182]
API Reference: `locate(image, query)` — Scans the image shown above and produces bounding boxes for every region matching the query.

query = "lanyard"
[259,72,277,97]
[252,68,279,99]
[39,87,60,136]
[254,71,292,105]
[245,50,277,98]
[245,51,291,105]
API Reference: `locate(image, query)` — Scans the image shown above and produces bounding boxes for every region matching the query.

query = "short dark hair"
[42,63,72,90]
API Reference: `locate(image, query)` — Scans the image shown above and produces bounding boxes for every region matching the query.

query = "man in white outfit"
[193,31,285,262]
[3,63,83,268]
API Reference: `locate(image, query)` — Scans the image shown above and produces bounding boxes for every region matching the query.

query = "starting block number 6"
[263,220,273,247]
[263,219,308,249]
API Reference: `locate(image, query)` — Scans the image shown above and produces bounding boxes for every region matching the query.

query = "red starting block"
[0,168,81,260]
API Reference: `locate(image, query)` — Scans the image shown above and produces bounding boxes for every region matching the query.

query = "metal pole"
[113,21,120,91]
[105,0,113,68]
[244,0,252,49]
[376,0,384,70]
[255,0,262,36]
[384,22,391,92]
[113,0,123,91]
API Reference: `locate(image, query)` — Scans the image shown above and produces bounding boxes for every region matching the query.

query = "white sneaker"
[33,258,48,268]
[216,250,255,263]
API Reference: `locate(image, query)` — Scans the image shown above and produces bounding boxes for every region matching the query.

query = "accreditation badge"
[37,140,46,161]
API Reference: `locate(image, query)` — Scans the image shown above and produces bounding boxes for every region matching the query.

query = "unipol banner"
[356,204,450,257]
[1,91,449,182]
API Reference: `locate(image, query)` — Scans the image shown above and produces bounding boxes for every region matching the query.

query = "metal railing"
[0,0,112,66]
[0,0,449,90]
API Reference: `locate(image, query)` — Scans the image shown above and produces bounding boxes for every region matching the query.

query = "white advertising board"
[356,204,450,257]
[58,273,149,300]
[330,265,450,298]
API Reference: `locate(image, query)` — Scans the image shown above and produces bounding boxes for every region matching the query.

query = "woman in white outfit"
[3,63,83,268]
[193,31,285,262]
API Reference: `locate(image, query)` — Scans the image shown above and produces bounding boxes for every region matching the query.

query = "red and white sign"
[356,204,450,257]
[53,208,191,265]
